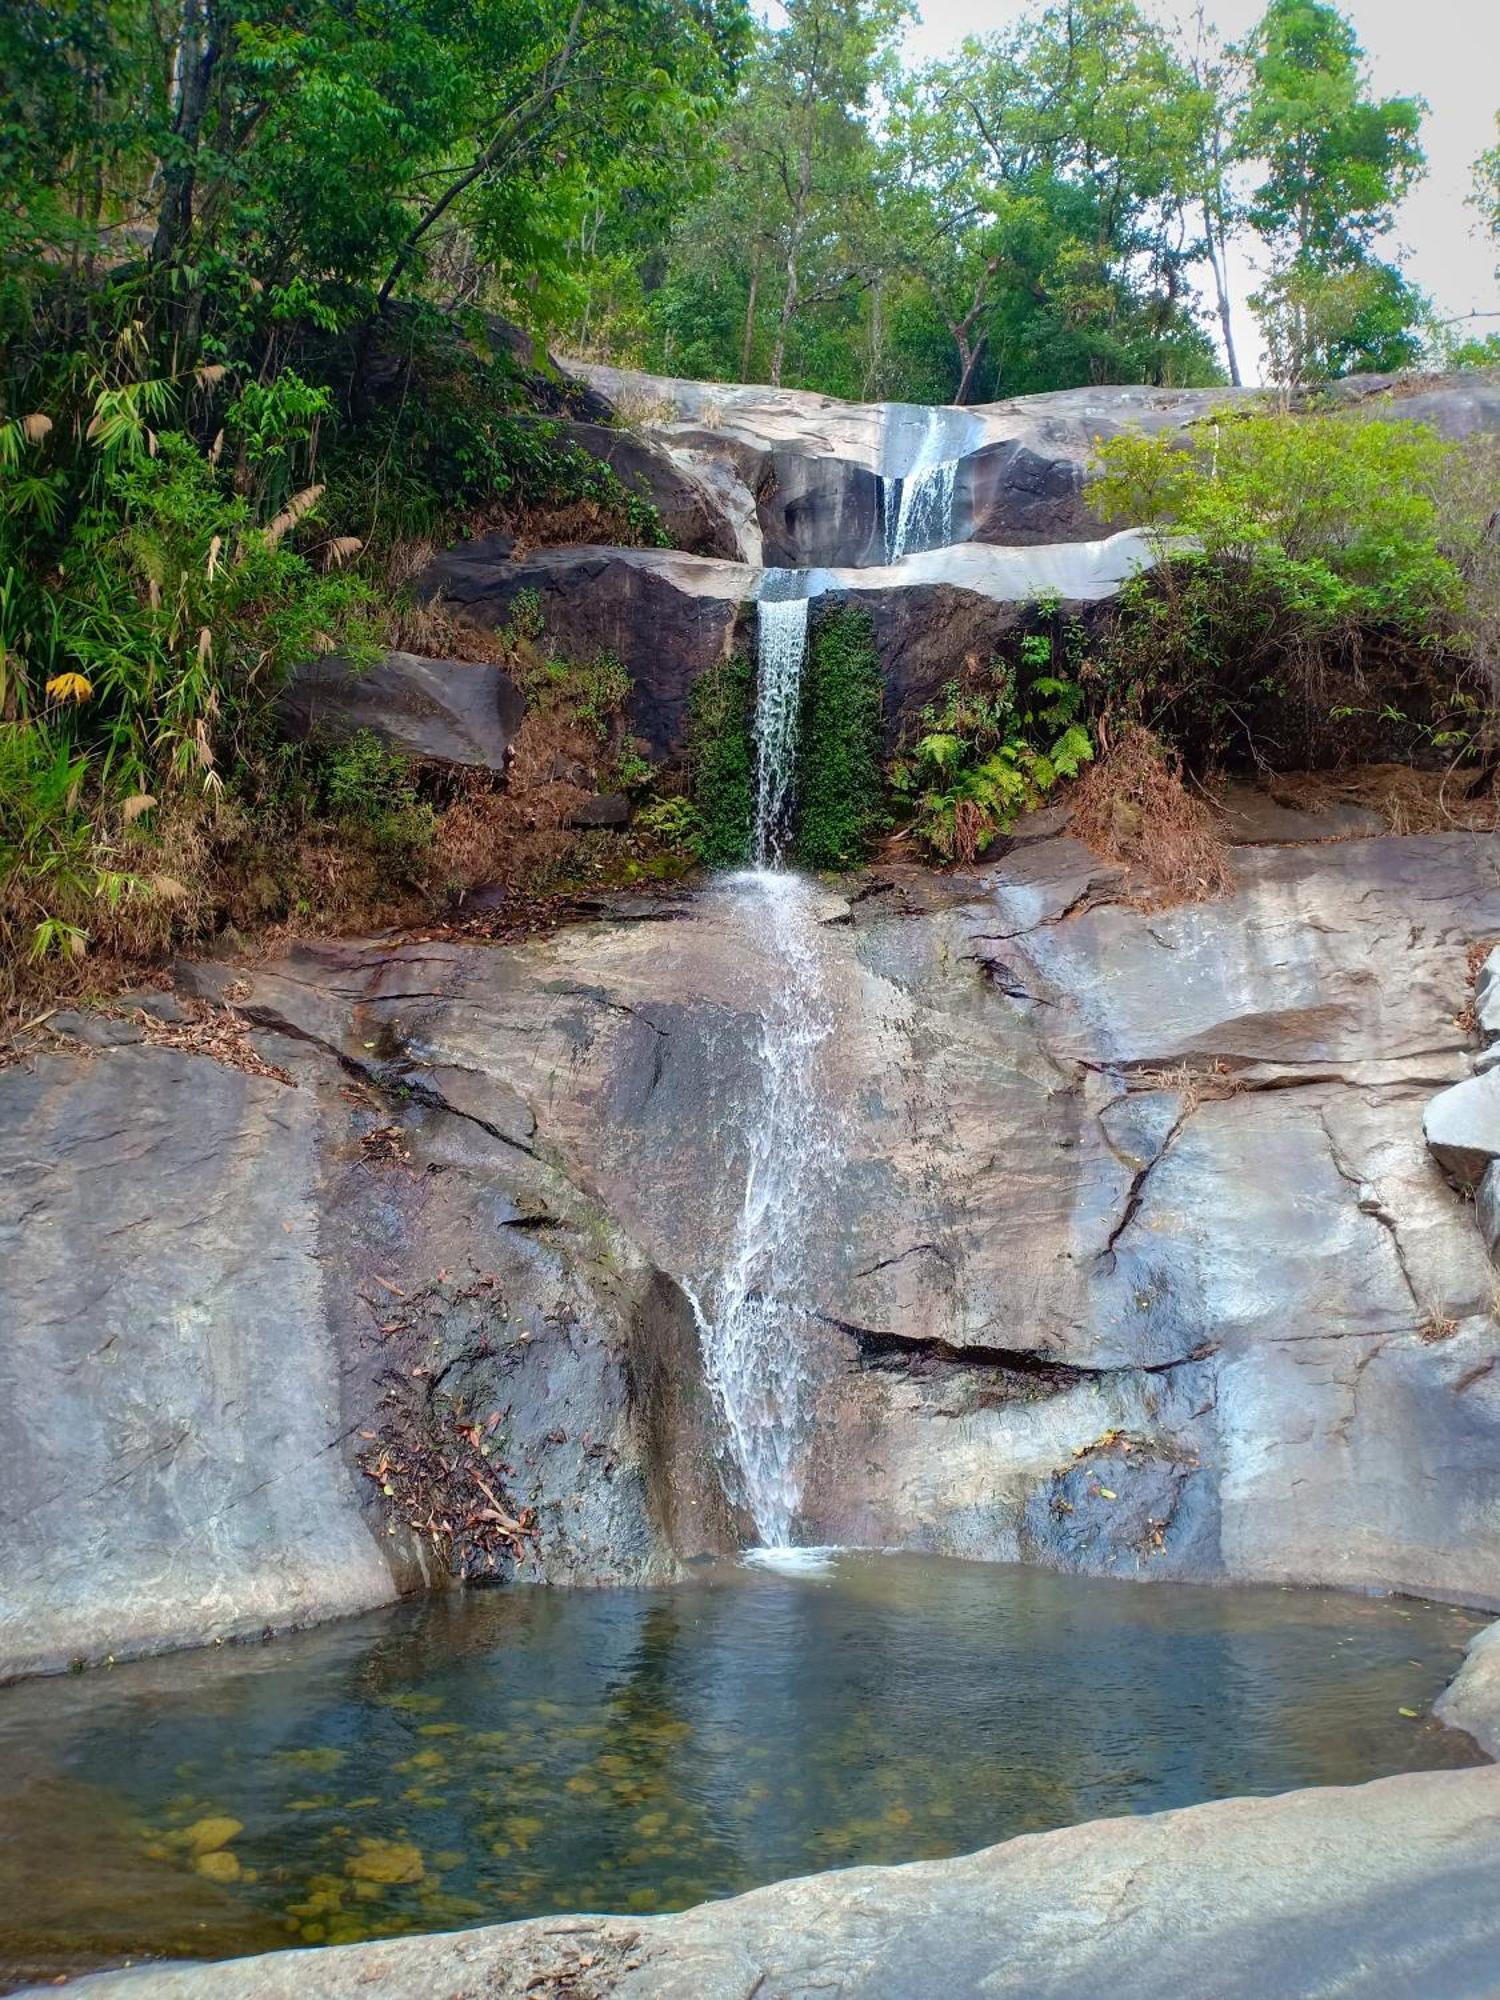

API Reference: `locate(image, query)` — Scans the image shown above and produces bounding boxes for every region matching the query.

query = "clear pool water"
[0,1553,1487,1985]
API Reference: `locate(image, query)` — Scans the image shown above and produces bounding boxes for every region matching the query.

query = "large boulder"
[1438,1618,1500,1756]
[558,420,748,559]
[53,1766,1500,2000]
[421,542,744,754]
[566,362,1500,564]
[279,650,525,773]
[1424,1071,1500,1188]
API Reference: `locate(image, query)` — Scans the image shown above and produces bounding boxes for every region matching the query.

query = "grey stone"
[420,534,1156,753]
[48,1766,1500,2000]
[558,419,747,559]
[118,989,191,1024]
[204,828,1500,1608]
[567,791,632,829]
[1477,1162,1500,1264]
[1214,781,1386,845]
[1425,1070,1500,1187]
[567,362,1500,566]
[279,649,525,772]
[44,1009,143,1047]
[1437,1618,1500,1756]
[0,1047,394,1680]
[0,1014,738,1681]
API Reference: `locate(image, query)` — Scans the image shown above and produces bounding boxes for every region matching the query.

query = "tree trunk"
[770,101,814,389]
[741,257,760,380]
[770,244,799,387]
[1203,203,1241,386]
[954,332,987,404]
[864,272,884,398]
[151,0,221,269]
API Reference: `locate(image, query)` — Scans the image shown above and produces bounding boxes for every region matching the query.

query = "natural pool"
[0,1553,1488,1986]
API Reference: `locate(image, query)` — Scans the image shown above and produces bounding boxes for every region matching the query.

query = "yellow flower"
[45,671,93,704]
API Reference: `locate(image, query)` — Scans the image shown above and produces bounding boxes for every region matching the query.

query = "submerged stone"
[346,1839,425,1886]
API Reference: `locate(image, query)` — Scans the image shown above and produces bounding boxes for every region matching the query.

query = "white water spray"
[690,869,836,1546]
[750,576,810,864]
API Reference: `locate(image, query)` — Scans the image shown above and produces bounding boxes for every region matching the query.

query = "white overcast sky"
[901,0,1500,379]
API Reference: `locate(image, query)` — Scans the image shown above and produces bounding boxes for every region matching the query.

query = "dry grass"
[1267,764,1499,835]
[1070,727,1233,908]
[387,593,513,666]
[610,386,678,430]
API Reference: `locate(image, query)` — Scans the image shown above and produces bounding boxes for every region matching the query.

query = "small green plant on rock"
[893,661,1092,864]
[687,655,756,866]
[793,604,885,870]
[315,731,435,865]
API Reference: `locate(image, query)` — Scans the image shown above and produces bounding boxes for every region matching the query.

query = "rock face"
[566,362,1500,566]
[279,650,525,772]
[557,420,747,559]
[1425,1071,1500,1188]
[51,1766,1500,2000]
[0,997,737,1682]
[422,533,1156,752]
[7,818,1499,1680]
[61,818,1492,1621]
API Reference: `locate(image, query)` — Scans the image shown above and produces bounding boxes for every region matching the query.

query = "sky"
[901,0,1500,382]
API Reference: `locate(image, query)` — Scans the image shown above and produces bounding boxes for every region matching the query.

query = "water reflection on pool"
[0,1553,1487,1984]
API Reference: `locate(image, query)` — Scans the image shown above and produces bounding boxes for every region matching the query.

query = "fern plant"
[893,663,1092,864]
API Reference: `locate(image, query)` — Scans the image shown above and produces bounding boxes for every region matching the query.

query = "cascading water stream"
[881,405,963,564]
[688,573,836,1550]
[750,574,810,866]
[694,405,984,1550]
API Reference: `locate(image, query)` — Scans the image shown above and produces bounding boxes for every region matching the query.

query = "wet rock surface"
[48,1766,1500,2000]
[6,820,1499,1677]
[565,363,1500,565]
[422,534,1155,752]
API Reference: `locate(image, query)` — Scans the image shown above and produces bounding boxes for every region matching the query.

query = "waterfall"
[750,575,810,865]
[881,408,960,564]
[883,458,959,564]
[690,871,834,1547]
[686,575,835,1549]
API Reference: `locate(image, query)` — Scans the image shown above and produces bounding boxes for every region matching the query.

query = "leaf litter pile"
[358,1270,538,1578]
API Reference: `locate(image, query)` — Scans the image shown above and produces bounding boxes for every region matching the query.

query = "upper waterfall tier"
[561,361,1500,571]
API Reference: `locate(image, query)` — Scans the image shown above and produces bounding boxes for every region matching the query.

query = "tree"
[742,0,904,387]
[1238,0,1426,382]
[1181,4,1246,386]
[892,0,1223,400]
[1474,116,1500,272]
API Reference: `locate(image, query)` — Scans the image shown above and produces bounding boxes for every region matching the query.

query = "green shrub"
[892,649,1092,863]
[1093,411,1459,634]
[792,603,885,870]
[1090,410,1473,768]
[314,731,435,865]
[513,647,632,740]
[687,655,756,867]
[634,795,705,853]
